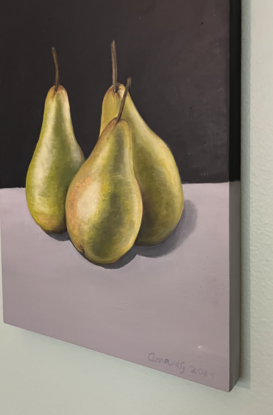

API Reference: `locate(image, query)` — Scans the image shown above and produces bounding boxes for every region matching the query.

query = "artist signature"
[148,352,214,379]
[148,352,186,374]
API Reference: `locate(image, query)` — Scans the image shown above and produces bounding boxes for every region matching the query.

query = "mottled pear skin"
[100,84,184,246]
[66,119,143,265]
[26,86,85,233]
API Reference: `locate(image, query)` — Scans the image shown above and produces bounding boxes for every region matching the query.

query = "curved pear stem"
[51,47,60,92]
[111,40,118,93]
[115,78,132,125]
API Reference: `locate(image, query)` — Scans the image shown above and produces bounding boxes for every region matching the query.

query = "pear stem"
[111,40,118,93]
[115,78,131,125]
[51,47,60,92]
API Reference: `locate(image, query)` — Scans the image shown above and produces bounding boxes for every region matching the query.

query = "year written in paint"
[148,352,214,379]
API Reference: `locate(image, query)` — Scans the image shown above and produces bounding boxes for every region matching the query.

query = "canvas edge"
[228,181,241,392]
[228,0,242,392]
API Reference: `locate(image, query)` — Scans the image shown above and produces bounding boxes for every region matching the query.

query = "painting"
[0,0,241,391]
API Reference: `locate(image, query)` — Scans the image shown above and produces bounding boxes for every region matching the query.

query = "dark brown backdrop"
[0,0,241,187]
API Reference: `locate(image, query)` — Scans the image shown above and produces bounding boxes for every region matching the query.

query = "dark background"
[0,0,241,188]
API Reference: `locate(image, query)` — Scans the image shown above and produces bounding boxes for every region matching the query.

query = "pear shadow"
[66,232,138,269]
[102,246,138,269]
[136,199,197,258]
[46,231,70,242]
[60,200,197,269]
[102,199,197,269]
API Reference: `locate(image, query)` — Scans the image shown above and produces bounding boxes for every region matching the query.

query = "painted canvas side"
[229,182,241,391]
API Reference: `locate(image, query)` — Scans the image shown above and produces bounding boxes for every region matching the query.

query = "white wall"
[1,1,273,413]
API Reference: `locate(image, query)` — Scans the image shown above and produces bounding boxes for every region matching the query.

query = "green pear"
[100,41,184,246]
[65,79,143,265]
[26,48,85,234]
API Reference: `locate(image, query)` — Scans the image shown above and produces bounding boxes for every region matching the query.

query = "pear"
[26,48,85,234]
[100,41,184,246]
[65,79,143,265]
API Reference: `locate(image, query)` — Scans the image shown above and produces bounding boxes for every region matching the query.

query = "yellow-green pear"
[26,48,85,234]
[65,79,143,265]
[100,41,184,246]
